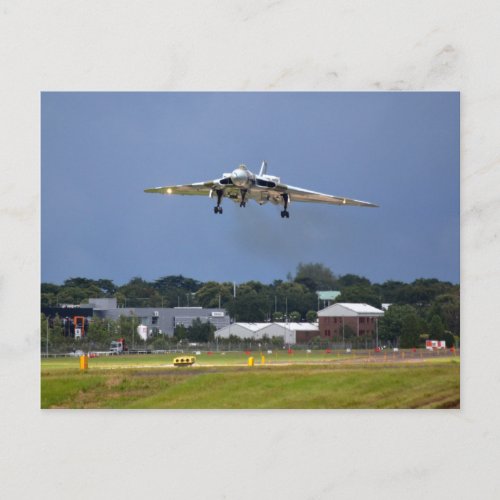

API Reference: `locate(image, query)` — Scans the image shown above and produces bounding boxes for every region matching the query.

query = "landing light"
[167,188,173,194]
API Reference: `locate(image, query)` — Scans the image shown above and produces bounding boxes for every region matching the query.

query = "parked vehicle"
[110,338,128,354]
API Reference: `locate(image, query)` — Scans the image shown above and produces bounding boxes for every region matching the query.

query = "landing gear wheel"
[281,210,290,218]
[214,206,219,214]
[218,206,223,214]
[240,202,246,208]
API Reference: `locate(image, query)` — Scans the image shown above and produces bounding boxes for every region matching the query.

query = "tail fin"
[259,160,268,176]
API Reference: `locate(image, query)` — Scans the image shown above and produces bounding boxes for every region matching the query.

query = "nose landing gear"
[240,189,247,208]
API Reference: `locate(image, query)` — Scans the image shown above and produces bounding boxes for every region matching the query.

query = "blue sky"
[41,92,459,285]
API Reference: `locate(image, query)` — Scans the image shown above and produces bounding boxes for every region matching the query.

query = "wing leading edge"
[274,184,378,207]
[144,181,215,196]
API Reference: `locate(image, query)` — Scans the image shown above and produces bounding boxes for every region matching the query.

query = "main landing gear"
[281,193,290,218]
[214,190,223,215]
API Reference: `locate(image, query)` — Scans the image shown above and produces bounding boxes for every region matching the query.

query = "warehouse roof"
[271,322,319,331]
[230,322,269,332]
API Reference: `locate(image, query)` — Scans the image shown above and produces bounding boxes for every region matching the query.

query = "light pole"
[131,313,135,350]
[342,318,345,346]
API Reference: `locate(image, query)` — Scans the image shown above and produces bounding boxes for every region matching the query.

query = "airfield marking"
[62,354,457,372]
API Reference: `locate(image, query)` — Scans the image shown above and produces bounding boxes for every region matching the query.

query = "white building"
[258,322,319,344]
[215,322,319,344]
[214,322,269,340]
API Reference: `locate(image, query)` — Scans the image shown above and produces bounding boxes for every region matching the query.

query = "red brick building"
[317,303,384,341]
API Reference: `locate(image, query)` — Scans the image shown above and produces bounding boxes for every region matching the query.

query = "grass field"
[41,350,460,409]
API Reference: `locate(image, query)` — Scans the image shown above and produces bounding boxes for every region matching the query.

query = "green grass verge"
[41,357,460,409]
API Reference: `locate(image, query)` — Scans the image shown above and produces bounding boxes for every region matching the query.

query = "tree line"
[41,262,460,347]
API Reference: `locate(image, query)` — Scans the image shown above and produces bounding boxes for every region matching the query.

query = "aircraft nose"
[231,168,248,187]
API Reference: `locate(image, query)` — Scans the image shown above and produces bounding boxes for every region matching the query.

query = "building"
[316,291,341,309]
[258,322,319,344]
[41,306,93,337]
[42,297,230,338]
[214,323,269,340]
[215,322,319,344]
[317,303,384,340]
[93,304,229,337]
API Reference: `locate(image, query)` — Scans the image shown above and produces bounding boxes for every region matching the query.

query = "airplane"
[144,161,378,218]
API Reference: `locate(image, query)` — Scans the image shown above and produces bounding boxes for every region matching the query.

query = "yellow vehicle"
[173,355,196,367]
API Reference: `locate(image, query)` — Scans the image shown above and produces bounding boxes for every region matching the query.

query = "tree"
[400,278,455,305]
[289,311,301,322]
[118,277,159,307]
[195,281,233,308]
[428,293,460,336]
[187,319,215,342]
[174,325,188,341]
[399,310,421,348]
[336,274,371,289]
[429,314,445,339]
[151,336,168,350]
[343,325,356,340]
[336,285,381,309]
[273,281,317,318]
[56,287,91,305]
[379,305,419,346]
[294,262,337,291]
[153,275,202,293]
[41,283,59,294]
[440,331,456,348]
[86,317,113,348]
[96,279,117,296]
[115,315,141,347]
[41,291,57,307]
[306,310,317,322]
[226,281,270,322]
[373,280,407,303]
[41,314,71,353]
